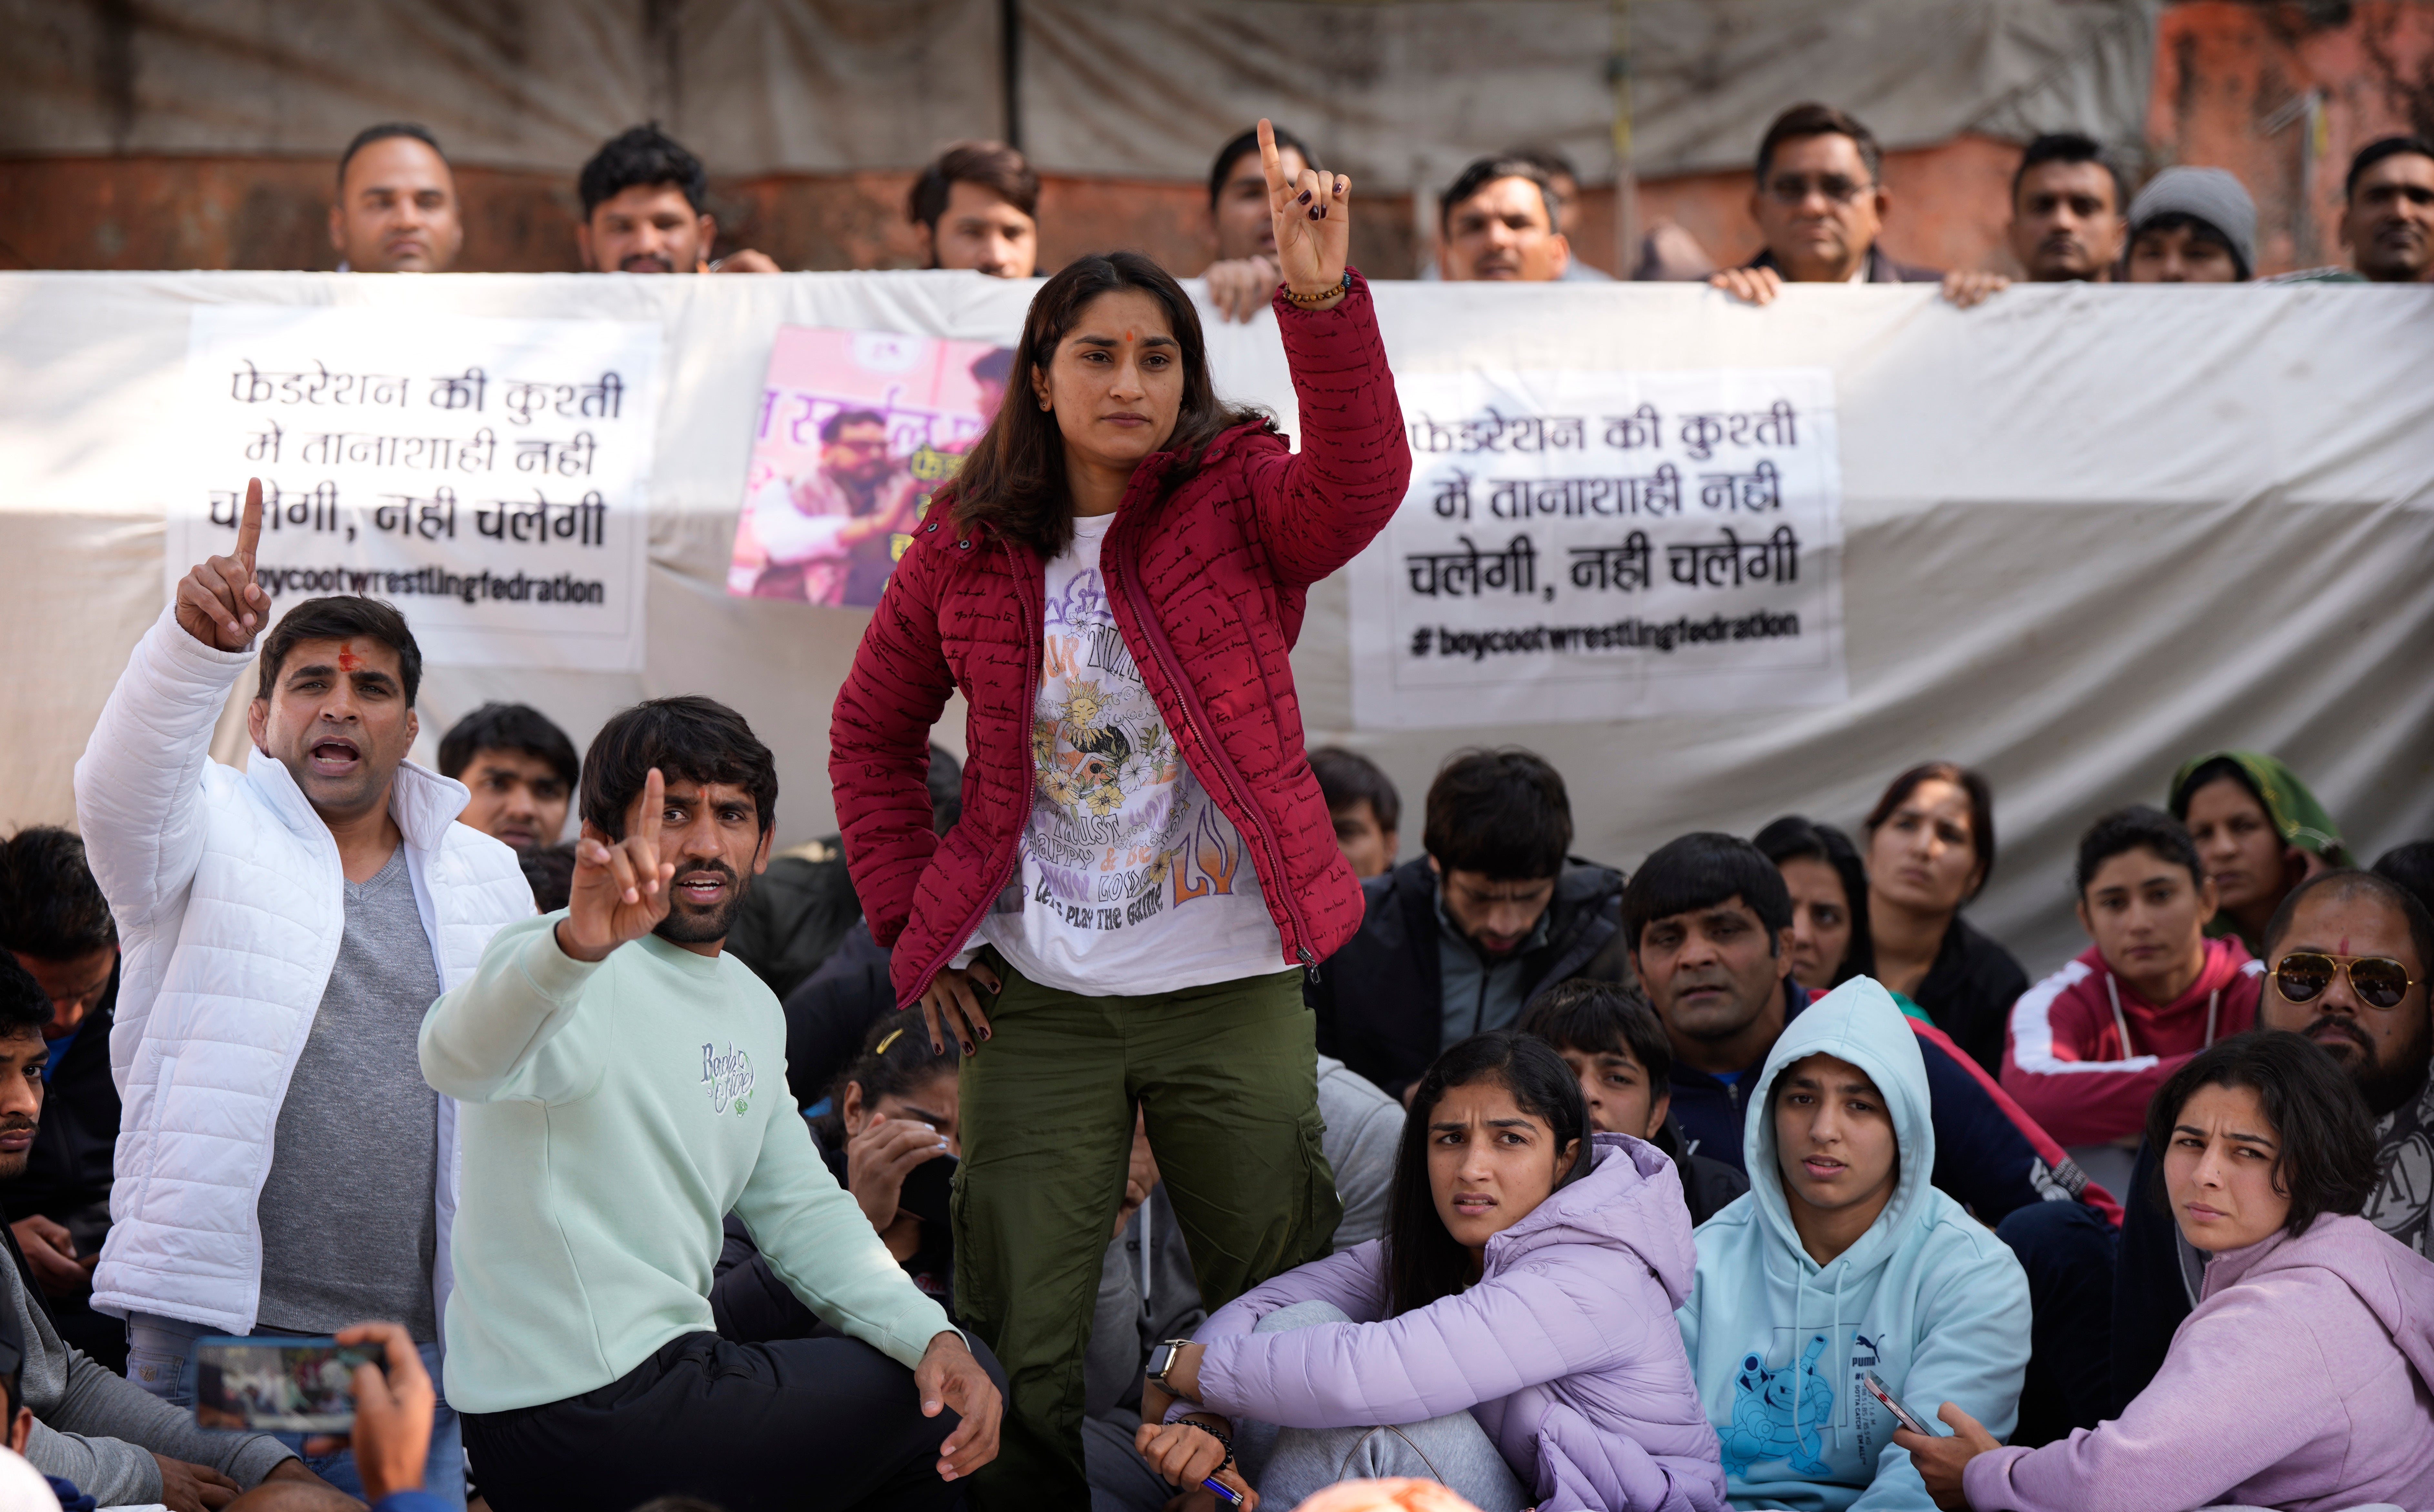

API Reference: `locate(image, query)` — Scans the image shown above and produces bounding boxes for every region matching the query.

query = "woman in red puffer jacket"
[829,121,1409,1506]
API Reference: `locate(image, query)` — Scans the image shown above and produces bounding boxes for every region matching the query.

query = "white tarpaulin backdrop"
[1,270,2429,980]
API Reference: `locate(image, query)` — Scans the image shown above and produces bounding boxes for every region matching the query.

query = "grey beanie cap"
[2127,166,2257,277]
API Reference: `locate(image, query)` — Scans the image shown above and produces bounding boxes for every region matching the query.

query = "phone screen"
[192,1337,381,1434]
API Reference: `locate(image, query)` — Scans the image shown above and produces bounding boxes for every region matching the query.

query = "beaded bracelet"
[1282,270,1351,306]
[1179,1416,1237,1475]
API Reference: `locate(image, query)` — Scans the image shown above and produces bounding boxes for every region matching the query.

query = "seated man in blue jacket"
[1627,833,2118,1446]
[1308,748,1624,1103]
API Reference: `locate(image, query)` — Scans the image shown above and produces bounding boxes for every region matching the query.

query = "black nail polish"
[1296,191,1311,205]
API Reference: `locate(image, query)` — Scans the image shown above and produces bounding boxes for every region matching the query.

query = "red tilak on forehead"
[338,648,363,672]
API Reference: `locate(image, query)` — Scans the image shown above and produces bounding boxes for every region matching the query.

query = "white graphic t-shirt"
[975,511,1284,995]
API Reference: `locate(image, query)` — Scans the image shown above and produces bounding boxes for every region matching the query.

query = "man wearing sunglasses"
[2111,867,2434,1409]
[1710,103,2011,309]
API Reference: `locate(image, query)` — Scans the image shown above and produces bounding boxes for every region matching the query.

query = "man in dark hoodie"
[1308,748,1624,1103]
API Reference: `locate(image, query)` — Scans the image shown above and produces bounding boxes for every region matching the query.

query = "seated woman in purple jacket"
[1902,1030,2434,1512]
[1132,1032,1728,1512]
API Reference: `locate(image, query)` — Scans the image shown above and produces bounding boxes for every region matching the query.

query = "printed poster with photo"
[728,327,1015,608]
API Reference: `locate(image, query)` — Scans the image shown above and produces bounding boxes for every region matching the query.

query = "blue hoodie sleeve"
[1853,1219,2032,1512]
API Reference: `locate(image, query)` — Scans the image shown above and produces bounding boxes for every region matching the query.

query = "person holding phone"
[1673,976,2030,1512]
[713,1017,961,1337]
[423,700,1002,1512]
[1131,1033,1725,1512]
[828,119,1410,1506]
[1901,1030,2434,1512]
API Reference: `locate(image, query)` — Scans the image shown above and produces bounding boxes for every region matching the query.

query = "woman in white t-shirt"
[828,121,1410,1505]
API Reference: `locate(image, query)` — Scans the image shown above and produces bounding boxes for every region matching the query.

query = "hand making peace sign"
[1259,117,1350,308]
[556,766,678,963]
[176,476,271,652]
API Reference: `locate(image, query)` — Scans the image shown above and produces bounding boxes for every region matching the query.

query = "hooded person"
[1676,977,2029,1511]
[2168,751,2344,956]
[1133,1032,1726,1512]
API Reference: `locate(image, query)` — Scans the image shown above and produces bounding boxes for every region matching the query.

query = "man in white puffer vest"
[74,484,532,1507]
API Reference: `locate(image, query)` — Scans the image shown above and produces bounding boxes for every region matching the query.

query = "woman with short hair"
[1904,1029,2434,1511]
[1132,1033,1725,1512]
[829,121,1410,1504]
[1859,762,2025,1074]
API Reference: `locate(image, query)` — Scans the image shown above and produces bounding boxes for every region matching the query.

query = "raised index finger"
[635,766,665,846]
[1257,118,1286,208]
[236,477,264,573]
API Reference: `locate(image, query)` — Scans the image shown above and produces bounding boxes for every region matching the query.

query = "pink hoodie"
[1963,1212,2434,1512]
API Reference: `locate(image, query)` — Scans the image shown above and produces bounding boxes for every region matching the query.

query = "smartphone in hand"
[192,1337,382,1434]
[1862,1369,1938,1437]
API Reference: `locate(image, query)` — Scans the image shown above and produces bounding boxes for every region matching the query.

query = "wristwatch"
[1145,1337,1196,1391]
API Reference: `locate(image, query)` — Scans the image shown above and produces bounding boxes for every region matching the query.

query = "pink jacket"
[1190,1136,1727,1512]
[2001,938,2261,1146]
[1963,1212,2434,1512]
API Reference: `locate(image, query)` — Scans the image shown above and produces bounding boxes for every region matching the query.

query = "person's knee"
[1995,1199,2115,1280]
[1253,1299,1353,1336]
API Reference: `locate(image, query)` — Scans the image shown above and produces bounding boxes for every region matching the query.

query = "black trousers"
[462,1331,1003,1512]
[1995,1198,2118,1446]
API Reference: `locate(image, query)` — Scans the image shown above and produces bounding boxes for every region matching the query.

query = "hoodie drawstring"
[2107,973,2225,1056]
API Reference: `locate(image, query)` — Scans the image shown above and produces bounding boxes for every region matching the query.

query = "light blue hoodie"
[1675,978,2030,1511]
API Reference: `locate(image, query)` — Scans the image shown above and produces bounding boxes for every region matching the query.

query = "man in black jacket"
[0,830,122,1372]
[1309,748,1623,1103]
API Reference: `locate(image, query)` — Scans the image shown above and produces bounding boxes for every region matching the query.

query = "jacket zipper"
[1106,520,1318,979]
[901,539,1041,1011]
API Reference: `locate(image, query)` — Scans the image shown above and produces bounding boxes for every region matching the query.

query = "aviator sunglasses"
[2272,951,2419,1010]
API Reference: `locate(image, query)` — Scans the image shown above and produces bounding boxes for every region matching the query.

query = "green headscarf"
[2167,751,2345,860]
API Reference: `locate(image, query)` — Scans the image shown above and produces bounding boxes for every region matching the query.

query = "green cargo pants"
[952,950,1342,1511]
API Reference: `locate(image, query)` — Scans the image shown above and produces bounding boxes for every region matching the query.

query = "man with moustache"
[574,125,778,275]
[2275,136,2434,284]
[2006,133,2128,283]
[1435,155,1573,282]
[749,408,921,607]
[2110,867,2434,1409]
[0,956,315,1507]
[424,698,1002,1512]
[330,124,465,274]
[76,484,531,1504]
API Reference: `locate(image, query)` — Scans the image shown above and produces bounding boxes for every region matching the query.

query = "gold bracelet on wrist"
[1282,271,1351,306]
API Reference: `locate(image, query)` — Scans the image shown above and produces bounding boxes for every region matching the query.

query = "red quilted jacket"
[830,273,1411,1009]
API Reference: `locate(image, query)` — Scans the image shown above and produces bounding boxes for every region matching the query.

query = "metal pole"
[1001,0,1024,150]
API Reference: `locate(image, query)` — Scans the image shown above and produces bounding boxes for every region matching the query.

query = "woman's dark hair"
[2075,804,2204,896]
[1422,748,1571,881]
[946,251,1266,558]
[255,595,424,707]
[2142,1030,2379,1238]
[1385,1032,1588,1317]
[1863,761,1997,901]
[811,1012,956,1142]
[1752,815,1874,983]
[579,696,777,840]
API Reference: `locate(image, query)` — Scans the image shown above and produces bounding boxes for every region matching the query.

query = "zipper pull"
[1298,946,1319,985]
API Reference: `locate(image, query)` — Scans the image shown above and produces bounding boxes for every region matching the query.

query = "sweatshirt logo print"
[700,1042,755,1116]
[1723,1334,1834,1476]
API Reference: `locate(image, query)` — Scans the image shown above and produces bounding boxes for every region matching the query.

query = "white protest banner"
[1348,368,1846,729]
[168,307,662,671]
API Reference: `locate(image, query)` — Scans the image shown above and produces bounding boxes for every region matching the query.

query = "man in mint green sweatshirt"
[420,696,1001,1512]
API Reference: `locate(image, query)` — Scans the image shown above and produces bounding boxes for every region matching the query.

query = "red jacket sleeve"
[827,543,958,948]
[1238,271,1413,588]
[2002,963,2183,1148]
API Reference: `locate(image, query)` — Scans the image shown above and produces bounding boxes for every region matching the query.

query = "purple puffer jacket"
[1190,1134,1728,1512]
